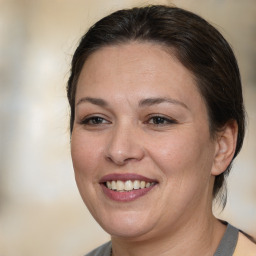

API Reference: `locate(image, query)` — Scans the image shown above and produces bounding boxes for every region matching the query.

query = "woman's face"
[71,42,218,240]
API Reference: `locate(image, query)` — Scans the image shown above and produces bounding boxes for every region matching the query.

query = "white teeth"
[116,180,124,191]
[111,181,117,190]
[133,180,140,190]
[125,180,133,191]
[106,181,112,189]
[105,180,155,191]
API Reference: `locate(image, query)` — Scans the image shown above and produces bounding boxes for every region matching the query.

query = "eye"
[81,116,110,125]
[147,115,177,125]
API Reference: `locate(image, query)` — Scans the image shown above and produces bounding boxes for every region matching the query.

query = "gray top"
[85,241,111,256]
[85,223,239,256]
[214,223,239,256]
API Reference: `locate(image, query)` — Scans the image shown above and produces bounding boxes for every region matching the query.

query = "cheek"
[70,130,106,212]
[71,131,104,179]
[149,128,214,181]
[149,130,215,213]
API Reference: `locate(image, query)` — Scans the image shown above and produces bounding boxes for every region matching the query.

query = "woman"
[67,5,256,256]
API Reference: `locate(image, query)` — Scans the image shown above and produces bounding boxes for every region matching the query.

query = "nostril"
[105,150,145,165]
[105,129,145,164]
[105,155,126,165]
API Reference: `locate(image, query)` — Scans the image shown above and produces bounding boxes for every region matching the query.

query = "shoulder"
[234,232,256,256]
[85,241,112,256]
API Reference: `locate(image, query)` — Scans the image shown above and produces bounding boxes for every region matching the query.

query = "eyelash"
[146,115,177,126]
[80,116,110,125]
[80,115,177,127]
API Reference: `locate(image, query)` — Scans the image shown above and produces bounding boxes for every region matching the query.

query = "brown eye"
[81,116,109,125]
[148,116,177,125]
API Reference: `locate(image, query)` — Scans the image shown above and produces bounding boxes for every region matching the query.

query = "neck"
[111,214,226,256]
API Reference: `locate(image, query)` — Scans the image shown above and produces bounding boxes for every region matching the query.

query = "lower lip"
[101,184,156,202]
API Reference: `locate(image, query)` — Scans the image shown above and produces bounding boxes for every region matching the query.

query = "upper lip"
[99,173,158,183]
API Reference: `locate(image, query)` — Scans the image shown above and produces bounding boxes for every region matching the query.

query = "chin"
[105,224,153,239]
[97,211,155,239]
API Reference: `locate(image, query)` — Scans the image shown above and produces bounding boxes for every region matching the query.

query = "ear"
[211,120,238,176]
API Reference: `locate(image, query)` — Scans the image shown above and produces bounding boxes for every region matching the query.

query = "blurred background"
[0,0,255,255]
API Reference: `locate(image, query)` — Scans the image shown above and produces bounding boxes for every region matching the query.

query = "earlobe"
[211,120,238,176]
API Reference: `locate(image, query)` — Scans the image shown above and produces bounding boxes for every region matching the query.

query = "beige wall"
[0,0,255,255]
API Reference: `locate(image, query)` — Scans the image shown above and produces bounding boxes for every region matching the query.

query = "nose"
[105,123,145,165]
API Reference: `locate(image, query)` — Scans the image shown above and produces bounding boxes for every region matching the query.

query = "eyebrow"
[76,97,108,107]
[138,97,188,109]
[76,96,188,109]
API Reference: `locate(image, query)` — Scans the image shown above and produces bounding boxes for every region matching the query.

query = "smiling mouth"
[104,180,156,192]
[100,174,158,201]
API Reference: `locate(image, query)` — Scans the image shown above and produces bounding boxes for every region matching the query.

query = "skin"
[71,42,238,255]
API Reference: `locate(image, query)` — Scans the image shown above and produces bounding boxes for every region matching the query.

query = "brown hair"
[67,5,246,206]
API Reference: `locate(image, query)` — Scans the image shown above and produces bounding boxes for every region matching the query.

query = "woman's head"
[67,6,245,206]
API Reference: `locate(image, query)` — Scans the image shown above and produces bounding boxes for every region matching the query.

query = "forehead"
[76,42,203,107]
